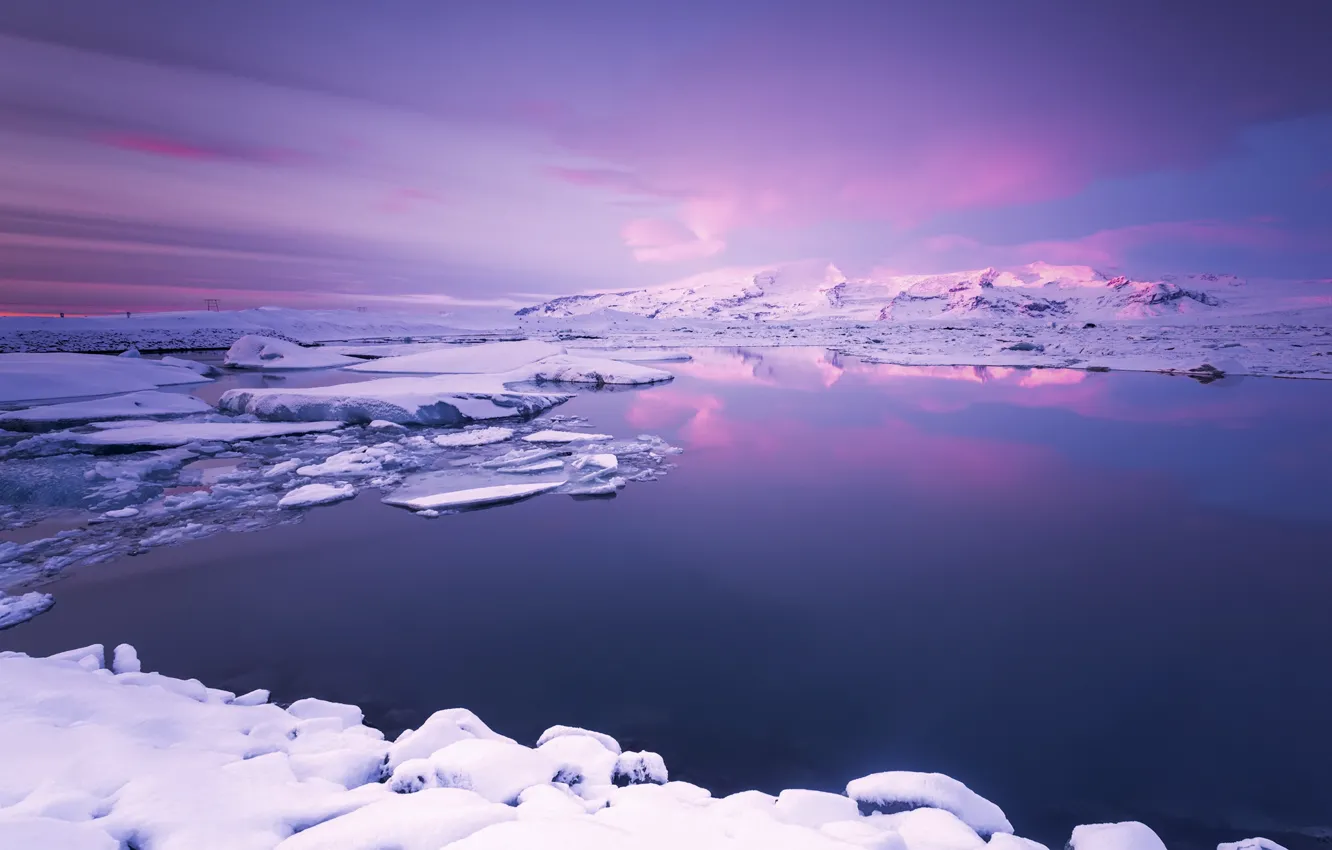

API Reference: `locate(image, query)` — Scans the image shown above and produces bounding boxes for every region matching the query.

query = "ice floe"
[382,475,565,512]
[217,374,572,425]
[509,354,673,386]
[64,420,346,449]
[0,390,214,431]
[523,430,612,443]
[0,590,53,629]
[0,353,211,404]
[223,335,361,370]
[296,444,403,478]
[278,482,357,509]
[346,339,565,374]
[433,427,515,447]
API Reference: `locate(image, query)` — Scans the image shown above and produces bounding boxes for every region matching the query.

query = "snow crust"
[0,646,1236,850]
[0,353,210,404]
[224,335,360,370]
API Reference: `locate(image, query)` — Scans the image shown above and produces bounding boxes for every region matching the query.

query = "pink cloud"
[620,217,724,263]
[96,132,307,166]
[376,187,445,215]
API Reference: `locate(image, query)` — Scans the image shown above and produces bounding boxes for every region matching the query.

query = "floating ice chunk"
[288,697,364,729]
[1218,840,1289,850]
[478,447,561,468]
[265,459,303,477]
[383,473,564,511]
[218,375,571,425]
[279,482,356,509]
[223,335,359,370]
[1067,822,1167,850]
[112,643,141,674]
[509,354,673,386]
[565,475,627,496]
[275,788,515,850]
[0,591,54,630]
[0,390,213,431]
[297,444,399,477]
[572,453,618,473]
[847,771,1013,836]
[346,340,564,374]
[774,789,861,828]
[68,420,344,449]
[367,419,406,430]
[0,353,210,404]
[433,427,514,447]
[388,708,513,770]
[425,738,558,803]
[160,355,220,377]
[522,429,612,443]
[612,750,668,786]
[103,507,140,518]
[536,724,622,754]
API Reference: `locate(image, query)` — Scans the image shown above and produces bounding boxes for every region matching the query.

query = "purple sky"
[1,0,1329,313]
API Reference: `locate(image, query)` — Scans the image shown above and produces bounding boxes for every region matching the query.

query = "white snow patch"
[848,772,1012,836]
[1067,822,1168,850]
[383,476,564,511]
[433,427,514,448]
[346,340,564,374]
[523,429,612,443]
[0,390,213,431]
[0,353,210,404]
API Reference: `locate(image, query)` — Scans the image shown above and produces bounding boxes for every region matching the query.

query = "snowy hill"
[517,261,1240,323]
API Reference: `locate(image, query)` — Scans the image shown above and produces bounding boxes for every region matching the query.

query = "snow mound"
[0,353,210,404]
[847,771,1012,836]
[0,591,54,629]
[278,482,356,509]
[217,375,571,425]
[65,420,345,449]
[522,430,612,443]
[346,340,564,374]
[275,788,513,850]
[536,725,622,755]
[1067,822,1168,850]
[224,335,360,370]
[388,709,514,770]
[433,427,515,448]
[0,391,213,431]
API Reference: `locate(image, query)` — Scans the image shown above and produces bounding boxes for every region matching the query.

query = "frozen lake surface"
[4,348,1331,848]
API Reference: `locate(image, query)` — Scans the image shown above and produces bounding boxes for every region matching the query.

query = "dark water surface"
[5,349,1332,848]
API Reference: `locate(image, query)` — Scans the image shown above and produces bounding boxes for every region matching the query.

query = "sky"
[0,0,1329,314]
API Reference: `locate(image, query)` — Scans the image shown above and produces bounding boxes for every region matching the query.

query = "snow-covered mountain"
[517,261,1240,322]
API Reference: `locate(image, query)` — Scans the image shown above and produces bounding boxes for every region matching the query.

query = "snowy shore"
[0,643,1279,850]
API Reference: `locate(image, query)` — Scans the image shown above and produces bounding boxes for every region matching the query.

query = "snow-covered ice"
[508,354,673,386]
[846,771,1013,836]
[346,339,564,374]
[382,475,565,512]
[0,590,53,629]
[523,430,612,443]
[0,645,1220,850]
[224,335,361,370]
[0,353,211,404]
[64,420,345,449]
[0,390,214,431]
[278,482,357,508]
[217,374,571,425]
[296,444,402,478]
[433,427,515,447]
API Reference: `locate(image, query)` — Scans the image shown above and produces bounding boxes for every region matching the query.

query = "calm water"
[5,348,1332,848]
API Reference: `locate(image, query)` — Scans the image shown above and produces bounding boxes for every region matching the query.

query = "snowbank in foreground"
[224,336,360,370]
[0,353,211,404]
[0,646,1265,850]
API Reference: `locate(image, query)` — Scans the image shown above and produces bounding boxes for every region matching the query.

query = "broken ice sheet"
[382,471,566,512]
